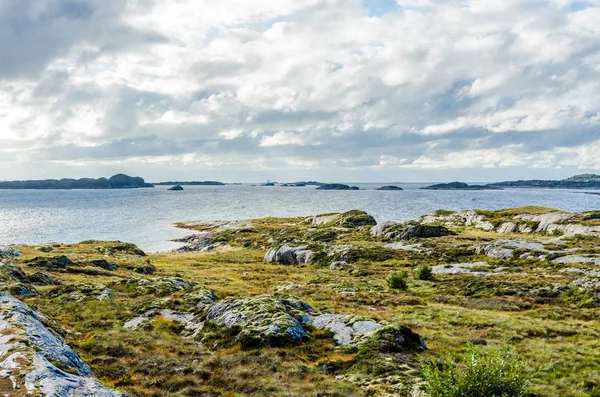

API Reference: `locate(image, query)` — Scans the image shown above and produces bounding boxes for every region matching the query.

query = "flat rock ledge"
[0,292,124,396]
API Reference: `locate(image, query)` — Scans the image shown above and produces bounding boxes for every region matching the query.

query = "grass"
[5,206,600,396]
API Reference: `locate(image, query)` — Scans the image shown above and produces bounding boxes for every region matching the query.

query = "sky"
[0,0,599,183]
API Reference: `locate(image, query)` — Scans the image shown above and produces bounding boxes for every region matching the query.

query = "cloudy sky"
[1,0,599,182]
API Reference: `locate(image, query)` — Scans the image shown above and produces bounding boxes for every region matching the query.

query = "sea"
[0,184,598,252]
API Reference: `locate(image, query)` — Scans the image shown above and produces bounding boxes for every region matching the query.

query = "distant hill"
[154,181,225,186]
[489,174,600,189]
[421,182,502,191]
[0,174,154,189]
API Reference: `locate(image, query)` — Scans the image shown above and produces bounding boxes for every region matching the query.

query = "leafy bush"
[422,344,530,397]
[386,271,408,290]
[415,264,434,281]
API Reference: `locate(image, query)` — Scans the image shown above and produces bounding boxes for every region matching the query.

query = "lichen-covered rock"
[115,277,193,296]
[420,210,489,229]
[310,210,376,228]
[85,259,118,271]
[25,255,73,270]
[202,295,309,347]
[264,245,314,265]
[181,285,218,307]
[304,314,384,346]
[0,246,23,258]
[481,246,514,259]
[372,222,450,241]
[431,262,493,275]
[552,255,600,266]
[370,222,402,238]
[0,293,124,396]
[28,272,55,285]
[0,262,30,283]
[395,225,451,240]
[49,284,113,302]
[330,261,351,271]
[134,264,157,274]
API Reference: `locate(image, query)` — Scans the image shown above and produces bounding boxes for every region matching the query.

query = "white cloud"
[0,0,599,180]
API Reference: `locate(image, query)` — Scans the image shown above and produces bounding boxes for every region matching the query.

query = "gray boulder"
[396,225,451,240]
[0,293,124,396]
[265,245,314,265]
[203,295,310,346]
[0,246,23,258]
[303,314,384,346]
[330,261,351,271]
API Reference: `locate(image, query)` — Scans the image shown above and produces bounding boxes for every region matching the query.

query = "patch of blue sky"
[566,1,595,12]
[363,0,400,17]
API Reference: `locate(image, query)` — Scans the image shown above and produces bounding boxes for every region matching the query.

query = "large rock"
[0,293,124,396]
[265,245,314,265]
[203,295,310,347]
[311,210,376,227]
[552,255,600,266]
[304,314,384,346]
[0,246,23,258]
[420,210,494,231]
[371,223,450,241]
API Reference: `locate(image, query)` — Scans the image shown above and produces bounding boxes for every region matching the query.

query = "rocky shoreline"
[1,206,599,396]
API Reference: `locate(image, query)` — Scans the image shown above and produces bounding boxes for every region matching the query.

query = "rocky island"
[316,183,360,190]
[421,182,502,190]
[168,185,184,191]
[489,174,600,189]
[0,174,154,189]
[377,185,403,191]
[1,206,599,396]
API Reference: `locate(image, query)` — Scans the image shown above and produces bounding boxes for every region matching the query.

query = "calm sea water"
[0,184,598,252]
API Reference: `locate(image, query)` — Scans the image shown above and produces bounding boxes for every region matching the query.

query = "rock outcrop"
[311,210,377,227]
[265,245,314,265]
[0,293,124,396]
[203,295,310,347]
[1,247,23,259]
[168,185,184,191]
[371,223,451,241]
[420,209,600,237]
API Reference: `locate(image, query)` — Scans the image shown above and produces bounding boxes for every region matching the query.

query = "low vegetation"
[422,344,530,397]
[2,207,599,396]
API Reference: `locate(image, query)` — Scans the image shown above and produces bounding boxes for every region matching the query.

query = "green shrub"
[386,271,408,290]
[422,344,530,397]
[415,264,434,281]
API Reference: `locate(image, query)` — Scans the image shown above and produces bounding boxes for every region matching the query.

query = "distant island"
[168,185,184,191]
[488,174,600,189]
[292,181,325,186]
[377,185,403,191]
[316,184,360,190]
[422,182,502,191]
[154,181,225,186]
[0,174,154,189]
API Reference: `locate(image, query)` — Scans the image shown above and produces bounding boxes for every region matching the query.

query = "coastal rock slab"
[0,293,124,396]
